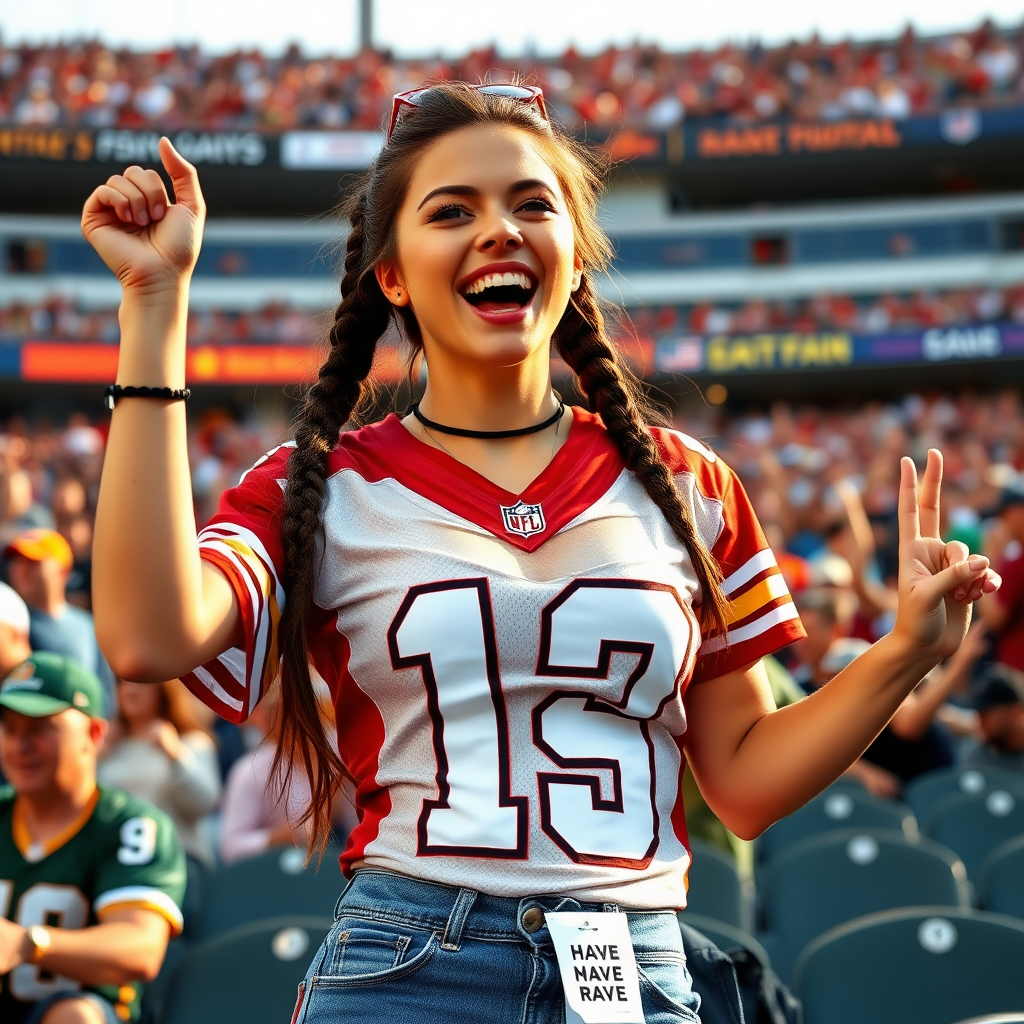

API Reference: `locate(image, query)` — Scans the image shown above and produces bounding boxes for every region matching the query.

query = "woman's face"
[117,680,163,725]
[381,123,580,372]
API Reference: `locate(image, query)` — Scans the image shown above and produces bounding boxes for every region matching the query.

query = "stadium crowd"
[1,18,1023,133]
[3,285,1024,346]
[1,389,1022,815]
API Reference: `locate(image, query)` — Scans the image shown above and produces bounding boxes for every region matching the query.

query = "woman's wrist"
[875,630,943,683]
[116,290,190,389]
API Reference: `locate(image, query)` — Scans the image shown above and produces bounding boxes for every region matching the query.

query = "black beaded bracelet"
[104,385,191,411]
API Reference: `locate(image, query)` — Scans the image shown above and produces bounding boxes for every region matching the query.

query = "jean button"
[522,907,544,933]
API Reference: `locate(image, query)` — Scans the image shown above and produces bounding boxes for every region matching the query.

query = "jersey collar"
[329,407,626,552]
[12,786,100,863]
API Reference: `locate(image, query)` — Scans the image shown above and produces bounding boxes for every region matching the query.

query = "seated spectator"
[98,679,221,865]
[0,582,31,679]
[981,479,1024,674]
[0,652,185,1024]
[3,529,113,711]
[963,663,1024,773]
[219,685,353,864]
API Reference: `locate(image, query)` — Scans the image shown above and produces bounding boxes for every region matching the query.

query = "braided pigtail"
[555,280,729,635]
[275,193,392,856]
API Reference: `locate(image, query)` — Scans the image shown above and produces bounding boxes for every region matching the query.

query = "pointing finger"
[918,449,942,539]
[898,456,920,548]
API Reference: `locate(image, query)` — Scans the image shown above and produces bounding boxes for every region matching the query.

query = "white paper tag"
[545,911,645,1024]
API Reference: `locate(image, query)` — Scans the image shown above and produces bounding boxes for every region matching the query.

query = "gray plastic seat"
[677,912,772,972]
[198,846,342,940]
[924,788,1024,881]
[905,766,1024,824]
[794,907,1024,1024]
[679,838,746,929]
[979,834,1024,920]
[161,917,332,1024]
[756,788,916,866]
[760,828,968,982]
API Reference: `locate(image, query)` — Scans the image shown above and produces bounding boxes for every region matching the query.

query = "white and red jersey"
[183,408,804,908]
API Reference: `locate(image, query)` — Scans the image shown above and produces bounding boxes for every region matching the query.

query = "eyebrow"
[417,178,554,211]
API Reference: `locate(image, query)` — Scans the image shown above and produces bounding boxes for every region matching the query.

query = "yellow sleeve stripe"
[726,572,790,625]
[96,900,184,937]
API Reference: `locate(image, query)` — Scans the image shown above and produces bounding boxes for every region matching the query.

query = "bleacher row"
[142,764,1024,1024]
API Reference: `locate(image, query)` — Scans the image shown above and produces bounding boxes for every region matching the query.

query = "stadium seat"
[950,1017,1024,1024]
[759,828,969,982]
[756,788,916,866]
[677,912,772,972]
[979,835,1024,920]
[923,788,1024,881]
[678,838,747,930]
[794,907,1024,1024]
[904,765,1024,824]
[160,917,332,1024]
[197,845,343,940]
[181,855,206,939]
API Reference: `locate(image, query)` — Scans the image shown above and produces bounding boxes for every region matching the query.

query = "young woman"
[98,678,221,864]
[82,84,999,1023]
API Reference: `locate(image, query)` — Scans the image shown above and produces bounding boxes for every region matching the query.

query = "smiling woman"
[81,81,999,1024]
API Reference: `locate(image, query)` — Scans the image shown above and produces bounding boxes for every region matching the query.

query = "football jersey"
[0,785,185,1024]
[183,408,804,908]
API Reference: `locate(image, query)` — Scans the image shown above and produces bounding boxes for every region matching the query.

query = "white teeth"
[463,271,533,295]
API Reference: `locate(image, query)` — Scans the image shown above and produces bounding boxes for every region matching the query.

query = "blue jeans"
[294,869,701,1024]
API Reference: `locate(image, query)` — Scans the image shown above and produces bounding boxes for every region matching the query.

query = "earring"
[571,270,583,292]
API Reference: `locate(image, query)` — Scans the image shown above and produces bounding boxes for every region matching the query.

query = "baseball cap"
[0,582,29,634]
[970,663,1024,713]
[987,479,1024,518]
[3,529,74,572]
[0,652,105,719]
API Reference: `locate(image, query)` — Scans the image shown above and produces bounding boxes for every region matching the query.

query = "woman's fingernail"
[153,204,165,219]
[968,556,987,571]
[136,210,150,226]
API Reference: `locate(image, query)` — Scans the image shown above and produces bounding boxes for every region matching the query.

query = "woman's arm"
[83,139,241,680]
[685,451,999,839]
[887,622,986,741]
[165,732,222,818]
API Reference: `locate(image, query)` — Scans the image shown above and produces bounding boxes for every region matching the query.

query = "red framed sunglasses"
[386,84,548,145]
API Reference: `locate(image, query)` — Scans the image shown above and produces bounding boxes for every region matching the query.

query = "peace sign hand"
[893,449,1001,659]
[81,137,205,298]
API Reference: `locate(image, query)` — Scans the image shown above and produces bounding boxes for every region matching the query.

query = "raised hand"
[893,449,1000,659]
[80,137,206,298]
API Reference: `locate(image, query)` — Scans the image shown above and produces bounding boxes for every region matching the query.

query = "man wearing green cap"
[0,652,185,1024]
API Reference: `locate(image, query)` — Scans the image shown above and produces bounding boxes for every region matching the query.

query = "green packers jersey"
[0,784,186,1024]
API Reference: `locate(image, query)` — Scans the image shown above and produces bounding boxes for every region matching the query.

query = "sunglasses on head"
[386,83,548,146]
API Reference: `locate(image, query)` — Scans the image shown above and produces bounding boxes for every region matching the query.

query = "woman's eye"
[428,203,468,223]
[518,197,556,214]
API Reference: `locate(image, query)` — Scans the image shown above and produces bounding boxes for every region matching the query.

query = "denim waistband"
[337,869,679,951]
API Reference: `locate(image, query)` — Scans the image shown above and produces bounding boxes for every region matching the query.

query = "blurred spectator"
[980,479,1024,672]
[1,20,1023,133]
[218,687,312,864]
[0,582,31,679]
[963,663,1024,772]
[2,528,114,710]
[98,678,221,865]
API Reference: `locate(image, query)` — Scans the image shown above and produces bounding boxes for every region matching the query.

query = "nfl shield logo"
[500,501,546,538]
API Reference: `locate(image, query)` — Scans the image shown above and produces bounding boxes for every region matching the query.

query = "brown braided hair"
[276,84,729,855]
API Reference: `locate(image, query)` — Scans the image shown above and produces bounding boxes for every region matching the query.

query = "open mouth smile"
[457,262,539,323]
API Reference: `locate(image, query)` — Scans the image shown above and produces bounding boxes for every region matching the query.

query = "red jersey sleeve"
[652,427,806,683]
[180,444,291,723]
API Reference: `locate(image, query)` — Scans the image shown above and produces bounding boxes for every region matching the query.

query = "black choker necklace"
[410,399,564,439]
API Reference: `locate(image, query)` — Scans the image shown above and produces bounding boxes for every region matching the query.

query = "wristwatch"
[26,925,52,963]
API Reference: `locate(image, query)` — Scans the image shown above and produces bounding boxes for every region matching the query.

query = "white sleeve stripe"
[95,887,184,927]
[192,665,245,712]
[699,601,800,655]
[721,548,778,596]
[198,524,284,606]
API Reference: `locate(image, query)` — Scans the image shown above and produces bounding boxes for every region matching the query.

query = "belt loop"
[441,888,478,951]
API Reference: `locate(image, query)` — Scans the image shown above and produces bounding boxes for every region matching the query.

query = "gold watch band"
[27,925,52,963]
